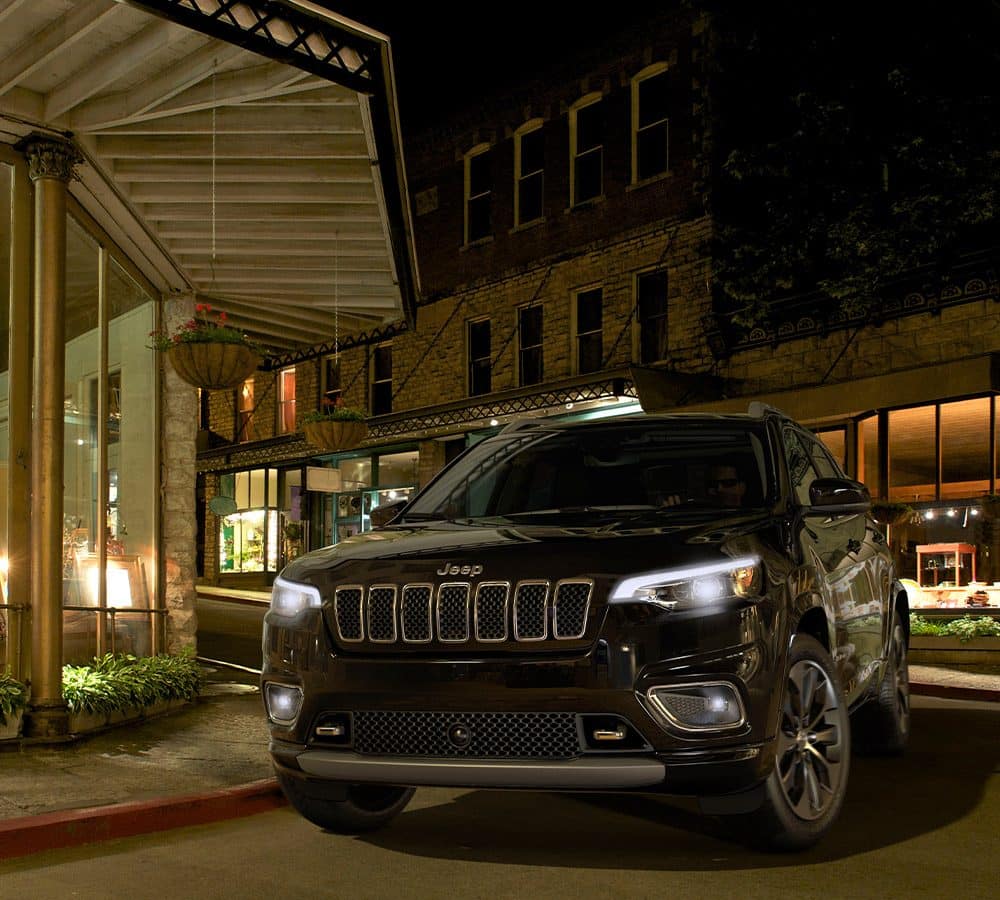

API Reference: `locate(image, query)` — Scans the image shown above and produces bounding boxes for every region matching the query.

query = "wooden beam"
[45,18,187,120]
[164,238,387,256]
[111,158,374,183]
[192,269,394,287]
[95,132,368,159]
[152,220,384,239]
[0,0,119,97]
[90,104,363,135]
[127,180,377,204]
[0,0,36,29]
[183,256,391,273]
[138,201,380,221]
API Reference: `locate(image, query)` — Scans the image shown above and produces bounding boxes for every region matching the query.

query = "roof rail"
[747,401,789,419]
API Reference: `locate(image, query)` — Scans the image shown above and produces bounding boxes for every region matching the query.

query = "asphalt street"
[1,696,996,900]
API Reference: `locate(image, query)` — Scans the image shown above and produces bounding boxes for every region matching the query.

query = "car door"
[782,426,878,700]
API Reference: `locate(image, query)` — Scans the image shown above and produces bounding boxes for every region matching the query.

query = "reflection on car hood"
[280,512,772,585]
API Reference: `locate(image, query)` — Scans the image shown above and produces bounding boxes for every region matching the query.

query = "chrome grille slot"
[367,585,397,643]
[353,710,581,759]
[437,583,470,642]
[333,586,364,642]
[400,584,433,643]
[514,581,548,640]
[474,582,509,642]
[553,580,593,640]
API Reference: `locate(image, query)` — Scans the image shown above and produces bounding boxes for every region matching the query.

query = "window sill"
[510,217,546,234]
[460,235,495,252]
[626,170,673,192]
[565,195,606,213]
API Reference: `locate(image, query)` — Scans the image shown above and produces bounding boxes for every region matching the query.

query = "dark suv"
[262,406,910,850]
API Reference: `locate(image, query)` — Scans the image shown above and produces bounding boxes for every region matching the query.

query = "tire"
[853,606,910,756]
[276,770,415,833]
[731,634,851,852]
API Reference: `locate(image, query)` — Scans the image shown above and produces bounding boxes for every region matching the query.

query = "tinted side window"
[805,435,841,479]
[783,428,819,505]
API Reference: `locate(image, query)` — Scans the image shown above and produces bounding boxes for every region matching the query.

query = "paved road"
[196,596,266,671]
[1,696,996,900]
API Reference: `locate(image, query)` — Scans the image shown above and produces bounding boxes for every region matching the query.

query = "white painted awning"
[0,0,419,352]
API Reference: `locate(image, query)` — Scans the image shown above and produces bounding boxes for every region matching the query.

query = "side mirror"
[370,498,408,528]
[805,477,871,516]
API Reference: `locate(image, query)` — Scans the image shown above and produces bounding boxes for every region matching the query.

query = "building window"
[236,378,256,443]
[574,287,603,374]
[465,145,491,243]
[276,367,296,434]
[468,318,491,396]
[518,305,543,386]
[218,467,279,574]
[515,121,544,226]
[637,269,668,364]
[198,388,210,431]
[571,97,602,205]
[814,427,847,471]
[371,343,392,416]
[632,64,669,183]
[322,355,342,405]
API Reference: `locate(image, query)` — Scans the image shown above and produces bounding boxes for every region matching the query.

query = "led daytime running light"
[609,556,761,606]
[270,575,322,617]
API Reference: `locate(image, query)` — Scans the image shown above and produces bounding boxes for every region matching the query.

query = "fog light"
[265,683,303,726]
[647,682,745,732]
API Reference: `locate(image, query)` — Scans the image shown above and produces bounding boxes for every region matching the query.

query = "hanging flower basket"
[167,342,260,390]
[303,419,369,452]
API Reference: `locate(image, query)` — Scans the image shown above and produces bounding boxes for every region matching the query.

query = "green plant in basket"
[0,673,27,726]
[147,303,262,353]
[301,395,366,424]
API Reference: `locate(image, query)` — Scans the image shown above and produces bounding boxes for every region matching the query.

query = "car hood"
[280,512,772,589]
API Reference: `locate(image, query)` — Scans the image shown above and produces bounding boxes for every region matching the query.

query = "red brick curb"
[0,778,286,861]
[910,681,1000,704]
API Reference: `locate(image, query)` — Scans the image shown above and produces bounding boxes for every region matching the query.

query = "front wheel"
[731,634,851,851]
[853,606,910,755]
[276,770,415,833]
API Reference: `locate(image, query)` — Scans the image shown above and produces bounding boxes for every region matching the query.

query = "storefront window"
[940,397,990,500]
[888,406,936,502]
[378,451,418,488]
[219,468,278,573]
[857,414,880,497]
[815,428,846,471]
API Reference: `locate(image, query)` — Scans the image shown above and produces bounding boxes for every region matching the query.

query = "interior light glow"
[971,508,980,517]
[947,509,956,517]
[490,419,499,427]
[924,510,935,520]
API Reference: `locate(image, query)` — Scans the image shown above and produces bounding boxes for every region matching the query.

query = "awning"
[0,0,419,352]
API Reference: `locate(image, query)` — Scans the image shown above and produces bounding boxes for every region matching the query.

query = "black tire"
[853,606,910,756]
[276,770,415,833]
[731,634,851,852]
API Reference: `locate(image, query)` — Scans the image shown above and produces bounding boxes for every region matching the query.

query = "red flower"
[195,303,207,313]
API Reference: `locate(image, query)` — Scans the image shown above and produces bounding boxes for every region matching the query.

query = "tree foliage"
[704,1,1000,328]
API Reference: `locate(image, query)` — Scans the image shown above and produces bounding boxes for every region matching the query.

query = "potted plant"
[148,302,262,390]
[870,501,913,527]
[301,396,369,452]
[0,673,27,740]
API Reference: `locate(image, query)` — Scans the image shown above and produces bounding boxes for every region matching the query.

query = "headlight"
[609,556,762,610]
[270,575,322,617]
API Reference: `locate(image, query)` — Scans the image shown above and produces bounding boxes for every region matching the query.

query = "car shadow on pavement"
[361,701,998,869]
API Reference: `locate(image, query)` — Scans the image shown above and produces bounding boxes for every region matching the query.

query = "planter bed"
[0,711,23,743]
[909,636,999,665]
[69,698,191,736]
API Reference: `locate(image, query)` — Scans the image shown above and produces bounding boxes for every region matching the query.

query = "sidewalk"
[0,662,997,861]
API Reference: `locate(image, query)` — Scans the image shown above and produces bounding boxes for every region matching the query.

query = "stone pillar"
[417,440,448,489]
[18,135,81,739]
[161,294,199,653]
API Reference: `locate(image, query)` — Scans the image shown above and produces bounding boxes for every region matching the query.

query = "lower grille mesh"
[353,710,581,759]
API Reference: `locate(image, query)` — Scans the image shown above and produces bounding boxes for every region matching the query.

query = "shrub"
[909,614,1000,642]
[62,649,203,715]
[0,673,27,726]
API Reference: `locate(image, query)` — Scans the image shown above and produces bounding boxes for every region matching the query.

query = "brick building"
[195,4,1000,611]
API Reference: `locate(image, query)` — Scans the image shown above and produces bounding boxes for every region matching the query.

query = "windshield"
[403,422,773,523]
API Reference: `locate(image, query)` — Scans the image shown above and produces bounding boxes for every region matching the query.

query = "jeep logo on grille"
[436,562,483,577]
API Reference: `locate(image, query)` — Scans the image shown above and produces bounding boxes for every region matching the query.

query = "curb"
[910,681,1000,704]
[0,778,286,862]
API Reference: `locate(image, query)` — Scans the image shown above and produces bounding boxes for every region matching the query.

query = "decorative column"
[18,135,81,739]
[161,294,199,653]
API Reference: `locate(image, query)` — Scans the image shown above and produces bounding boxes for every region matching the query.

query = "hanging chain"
[334,231,339,362]
[211,62,217,263]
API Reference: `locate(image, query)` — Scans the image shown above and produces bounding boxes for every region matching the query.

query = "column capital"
[15,133,82,183]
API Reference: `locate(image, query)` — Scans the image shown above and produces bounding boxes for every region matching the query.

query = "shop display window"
[218,468,278,574]
[857,414,880,497]
[888,406,936,501]
[940,397,990,500]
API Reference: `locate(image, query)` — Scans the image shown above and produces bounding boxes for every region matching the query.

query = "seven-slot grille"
[332,579,594,645]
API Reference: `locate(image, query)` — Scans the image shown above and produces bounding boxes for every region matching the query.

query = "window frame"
[572,284,604,375]
[570,94,603,206]
[464,143,492,245]
[467,316,492,397]
[631,63,670,184]
[370,341,393,417]
[517,304,544,387]
[236,377,256,443]
[321,354,342,406]
[634,267,669,365]
[514,119,545,228]
[276,366,296,435]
